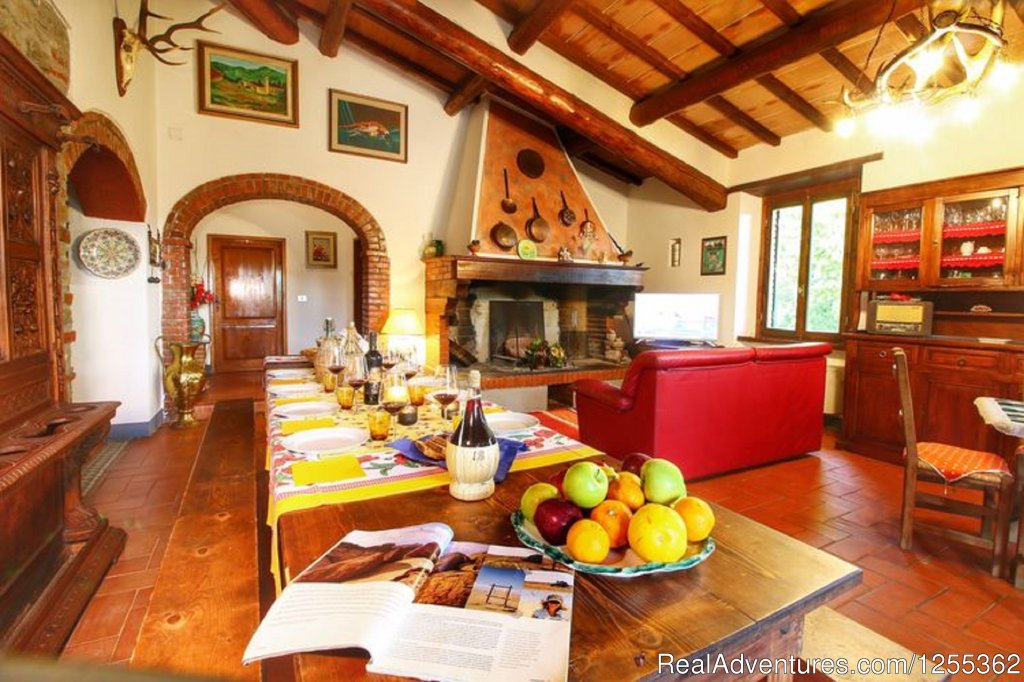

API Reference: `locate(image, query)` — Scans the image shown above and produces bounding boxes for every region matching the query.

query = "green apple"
[562,461,609,509]
[520,483,560,522]
[641,459,686,505]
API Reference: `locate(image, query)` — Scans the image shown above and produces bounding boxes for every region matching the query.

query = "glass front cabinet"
[859,182,1023,290]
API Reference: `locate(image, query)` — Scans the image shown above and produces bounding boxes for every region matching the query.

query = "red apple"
[548,468,568,497]
[620,452,653,476]
[533,498,583,545]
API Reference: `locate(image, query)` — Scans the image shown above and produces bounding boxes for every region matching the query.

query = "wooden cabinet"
[839,335,1020,463]
[858,171,1024,291]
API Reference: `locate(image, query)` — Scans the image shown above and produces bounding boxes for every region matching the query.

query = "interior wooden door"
[209,235,285,373]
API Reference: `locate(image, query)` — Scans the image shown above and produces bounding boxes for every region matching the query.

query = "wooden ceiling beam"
[706,96,781,146]
[630,0,926,125]
[507,0,574,55]
[1011,0,1024,25]
[275,0,323,22]
[894,12,927,40]
[226,0,299,43]
[819,47,875,92]
[574,3,685,79]
[759,0,802,26]
[755,74,830,131]
[319,0,354,57]
[357,0,726,210]
[652,0,828,135]
[444,74,488,115]
[651,0,736,57]
[668,114,739,158]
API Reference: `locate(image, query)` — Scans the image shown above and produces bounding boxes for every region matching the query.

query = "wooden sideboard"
[838,333,1023,463]
[0,36,123,653]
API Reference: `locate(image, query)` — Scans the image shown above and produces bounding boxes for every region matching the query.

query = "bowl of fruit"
[511,453,716,577]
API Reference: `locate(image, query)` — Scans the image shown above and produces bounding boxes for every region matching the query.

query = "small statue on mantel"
[557,246,574,262]
[468,239,481,255]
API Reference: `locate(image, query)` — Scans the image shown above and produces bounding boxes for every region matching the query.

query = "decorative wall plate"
[77,228,141,279]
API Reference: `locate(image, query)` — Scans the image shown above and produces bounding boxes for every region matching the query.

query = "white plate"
[281,427,369,456]
[272,401,338,419]
[486,411,540,435]
[267,368,315,379]
[268,382,323,397]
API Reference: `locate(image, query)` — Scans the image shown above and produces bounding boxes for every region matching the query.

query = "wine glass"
[433,364,459,433]
[381,371,410,439]
[401,350,420,380]
[382,347,401,372]
[326,342,346,393]
[345,354,369,402]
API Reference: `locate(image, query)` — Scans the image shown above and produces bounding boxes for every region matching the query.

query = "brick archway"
[60,111,146,221]
[161,173,390,343]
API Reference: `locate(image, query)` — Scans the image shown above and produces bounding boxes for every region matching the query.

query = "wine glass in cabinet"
[931,188,1018,287]
[861,202,927,290]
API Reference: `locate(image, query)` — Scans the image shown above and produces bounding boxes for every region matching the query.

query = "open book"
[243,522,574,682]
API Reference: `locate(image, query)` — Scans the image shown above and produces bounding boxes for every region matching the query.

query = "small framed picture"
[328,89,408,163]
[700,236,727,276]
[669,238,682,268]
[197,41,299,127]
[305,231,337,269]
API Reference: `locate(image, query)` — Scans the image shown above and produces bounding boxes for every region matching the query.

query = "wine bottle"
[445,370,499,501]
[364,367,382,405]
[365,331,383,371]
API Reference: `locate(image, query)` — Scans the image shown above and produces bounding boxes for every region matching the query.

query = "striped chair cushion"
[915,442,1011,483]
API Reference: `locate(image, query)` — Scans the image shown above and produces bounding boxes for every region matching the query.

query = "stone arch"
[60,111,146,221]
[161,173,390,344]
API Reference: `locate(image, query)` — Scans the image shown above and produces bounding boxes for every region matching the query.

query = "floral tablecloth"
[264,375,601,585]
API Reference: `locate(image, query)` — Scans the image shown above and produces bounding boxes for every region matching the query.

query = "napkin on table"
[389,437,527,483]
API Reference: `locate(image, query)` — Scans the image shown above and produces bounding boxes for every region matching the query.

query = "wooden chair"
[893,347,1015,578]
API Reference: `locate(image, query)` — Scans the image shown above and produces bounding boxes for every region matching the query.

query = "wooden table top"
[276,456,861,681]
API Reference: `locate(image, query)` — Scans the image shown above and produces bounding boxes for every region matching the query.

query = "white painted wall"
[192,200,356,354]
[69,210,162,428]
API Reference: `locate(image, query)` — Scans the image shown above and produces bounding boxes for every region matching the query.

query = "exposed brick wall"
[161,173,390,345]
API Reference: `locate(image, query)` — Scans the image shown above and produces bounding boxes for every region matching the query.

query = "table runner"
[264,376,601,586]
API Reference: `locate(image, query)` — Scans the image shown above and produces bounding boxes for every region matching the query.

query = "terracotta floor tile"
[66,591,135,644]
[824,535,887,563]
[95,568,161,596]
[106,555,152,577]
[918,588,997,628]
[857,580,938,617]
[61,636,119,664]
[112,605,148,663]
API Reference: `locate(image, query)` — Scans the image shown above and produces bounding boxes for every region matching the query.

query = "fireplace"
[424,256,644,388]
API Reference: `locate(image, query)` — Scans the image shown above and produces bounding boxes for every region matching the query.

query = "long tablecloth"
[264,375,600,585]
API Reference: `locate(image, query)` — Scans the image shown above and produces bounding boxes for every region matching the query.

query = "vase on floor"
[154,337,208,428]
[189,311,206,342]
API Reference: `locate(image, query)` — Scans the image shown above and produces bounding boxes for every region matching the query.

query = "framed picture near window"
[701,236,727,276]
[328,89,408,163]
[197,42,299,127]
[305,231,337,269]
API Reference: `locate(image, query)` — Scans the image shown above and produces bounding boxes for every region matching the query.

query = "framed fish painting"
[328,89,407,163]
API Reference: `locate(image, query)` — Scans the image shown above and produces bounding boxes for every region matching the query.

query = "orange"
[566,519,611,564]
[607,477,645,511]
[589,500,632,548]
[627,504,688,563]
[673,496,715,542]
[617,471,642,488]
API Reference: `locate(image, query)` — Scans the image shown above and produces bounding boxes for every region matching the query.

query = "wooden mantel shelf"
[425,255,646,288]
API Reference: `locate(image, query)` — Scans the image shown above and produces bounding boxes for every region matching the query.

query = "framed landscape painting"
[305,231,337,269]
[198,42,298,127]
[701,236,727,276]
[328,89,407,163]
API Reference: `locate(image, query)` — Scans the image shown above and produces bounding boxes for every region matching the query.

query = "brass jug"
[154,335,209,428]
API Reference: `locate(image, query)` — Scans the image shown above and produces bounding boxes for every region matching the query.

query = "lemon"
[628,504,688,563]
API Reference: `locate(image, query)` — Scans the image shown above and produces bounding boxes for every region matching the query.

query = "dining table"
[261,360,861,680]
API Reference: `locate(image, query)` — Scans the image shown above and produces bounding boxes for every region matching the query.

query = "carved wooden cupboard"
[0,36,123,653]
[841,168,1024,462]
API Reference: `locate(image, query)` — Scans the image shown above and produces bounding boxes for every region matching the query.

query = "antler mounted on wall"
[113,0,225,96]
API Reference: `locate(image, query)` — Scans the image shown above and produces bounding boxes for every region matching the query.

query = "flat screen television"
[632,293,720,341]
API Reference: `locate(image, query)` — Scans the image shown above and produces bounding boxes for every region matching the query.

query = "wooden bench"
[801,607,948,682]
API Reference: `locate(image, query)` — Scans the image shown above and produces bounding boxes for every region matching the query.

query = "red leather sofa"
[573,343,832,480]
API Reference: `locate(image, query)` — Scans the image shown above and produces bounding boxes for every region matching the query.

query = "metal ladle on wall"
[501,169,517,214]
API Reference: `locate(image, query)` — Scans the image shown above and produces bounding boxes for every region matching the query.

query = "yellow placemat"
[272,394,325,406]
[279,416,336,435]
[291,454,366,486]
[269,377,312,386]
